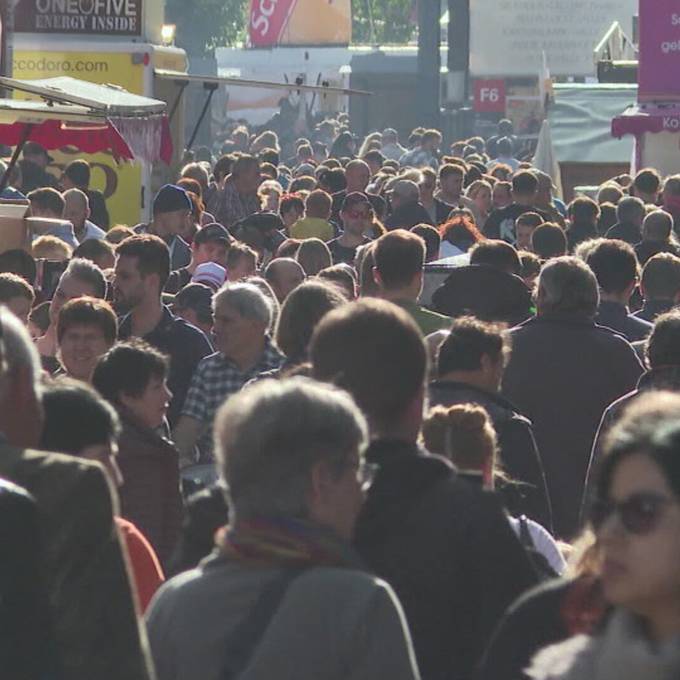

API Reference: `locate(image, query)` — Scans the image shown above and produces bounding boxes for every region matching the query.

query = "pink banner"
[249,0,298,47]
[638,0,680,102]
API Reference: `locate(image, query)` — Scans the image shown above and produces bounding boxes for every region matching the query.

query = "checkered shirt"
[181,338,283,457]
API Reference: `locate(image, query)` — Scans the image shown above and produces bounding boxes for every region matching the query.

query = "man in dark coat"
[311,299,538,680]
[484,171,550,243]
[633,252,680,322]
[586,310,680,505]
[585,238,653,342]
[0,309,153,680]
[502,257,644,538]
[430,317,552,530]
[385,179,435,231]
[605,195,645,244]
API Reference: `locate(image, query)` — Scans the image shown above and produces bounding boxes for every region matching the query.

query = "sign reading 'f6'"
[249,0,351,48]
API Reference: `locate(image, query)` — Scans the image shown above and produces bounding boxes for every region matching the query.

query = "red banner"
[249,0,298,47]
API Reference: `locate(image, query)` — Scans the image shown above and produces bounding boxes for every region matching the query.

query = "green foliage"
[352,0,417,45]
[165,0,248,57]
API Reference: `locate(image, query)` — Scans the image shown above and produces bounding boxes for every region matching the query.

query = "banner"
[470,0,637,77]
[638,0,680,102]
[15,0,143,37]
[249,0,351,47]
[249,0,297,47]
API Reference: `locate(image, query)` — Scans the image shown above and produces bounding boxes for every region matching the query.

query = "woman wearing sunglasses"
[527,390,680,679]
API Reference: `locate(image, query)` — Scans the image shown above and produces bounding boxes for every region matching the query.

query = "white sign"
[470,0,638,77]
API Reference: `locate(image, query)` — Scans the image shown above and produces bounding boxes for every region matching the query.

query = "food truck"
[11,0,186,224]
[0,75,172,256]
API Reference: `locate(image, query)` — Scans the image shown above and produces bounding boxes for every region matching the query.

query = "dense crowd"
[2,115,680,680]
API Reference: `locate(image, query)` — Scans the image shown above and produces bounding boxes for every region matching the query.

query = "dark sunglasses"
[590,492,676,535]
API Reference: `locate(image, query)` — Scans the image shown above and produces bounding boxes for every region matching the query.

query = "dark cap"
[23,142,53,163]
[233,211,284,233]
[193,222,232,246]
[173,282,213,319]
[153,184,192,215]
[341,191,372,212]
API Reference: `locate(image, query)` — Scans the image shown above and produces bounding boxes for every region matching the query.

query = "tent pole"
[186,83,218,152]
[0,123,33,194]
[168,80,189,122]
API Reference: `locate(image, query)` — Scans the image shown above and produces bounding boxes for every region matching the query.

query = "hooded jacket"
[429,380,552,530]
[354,439,538,680]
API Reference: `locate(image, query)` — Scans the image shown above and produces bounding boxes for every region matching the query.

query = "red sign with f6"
[474,80,506,112]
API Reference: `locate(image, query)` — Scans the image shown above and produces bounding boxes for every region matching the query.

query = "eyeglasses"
[590,492,676,535]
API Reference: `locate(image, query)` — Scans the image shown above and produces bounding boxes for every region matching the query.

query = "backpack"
[517,515,559,581]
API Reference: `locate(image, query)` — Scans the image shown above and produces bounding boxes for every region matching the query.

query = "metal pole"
[1,0,16,97]
[0,124,33,194]
[417,0,441,129]
[447,0,471,105]
[186,84,218,151]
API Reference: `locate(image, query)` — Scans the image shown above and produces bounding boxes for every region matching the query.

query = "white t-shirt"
[508,516,567,575]
[78,220,107,243]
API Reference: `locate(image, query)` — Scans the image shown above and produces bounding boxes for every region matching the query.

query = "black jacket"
[595,300,653,342]
[431,265,533,326]
[429,381,552,530]
[502,313,644,538]
[586,365,680,507]
[634,239,680,265]
[605,220,642,244]
[566,221,598,252]
[633,298,676,323]
[385,201,435,231]
[477,577,607,680]
[484,204,550,243]
[118,306,213,424]
[354,439,538,680]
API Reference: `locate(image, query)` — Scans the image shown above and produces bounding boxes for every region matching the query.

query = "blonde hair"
[32,235,72,261]
[422,403,497,472]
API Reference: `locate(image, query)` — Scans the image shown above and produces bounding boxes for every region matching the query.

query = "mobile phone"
[36,259,68,299]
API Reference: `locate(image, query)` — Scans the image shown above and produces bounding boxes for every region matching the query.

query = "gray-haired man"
[173,282,283,465]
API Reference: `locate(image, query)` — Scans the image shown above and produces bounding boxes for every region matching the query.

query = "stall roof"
[154,69,371,96]
[0,76,167,116]
[613,102,680,137]
[549,84,636,163]
[0,99,105,125]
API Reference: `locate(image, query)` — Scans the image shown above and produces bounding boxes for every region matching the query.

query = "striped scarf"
[219,516,360,569]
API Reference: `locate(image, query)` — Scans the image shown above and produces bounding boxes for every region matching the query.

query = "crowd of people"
[2,114,680,680]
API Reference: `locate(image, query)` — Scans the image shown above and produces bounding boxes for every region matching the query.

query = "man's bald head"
[264,257,306,303]
[345,159,371,192]
[62,188,90,231]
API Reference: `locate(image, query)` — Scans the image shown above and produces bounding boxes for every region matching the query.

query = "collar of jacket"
[638,365,680,392]
[598,300,629,320]
[521,312,596,328]
[118,405,175,451]
[429,379,523,414]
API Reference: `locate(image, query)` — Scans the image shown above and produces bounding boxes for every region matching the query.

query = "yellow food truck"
[12,0,186,225]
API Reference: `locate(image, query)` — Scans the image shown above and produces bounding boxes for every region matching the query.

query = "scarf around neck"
[219,516,362,570]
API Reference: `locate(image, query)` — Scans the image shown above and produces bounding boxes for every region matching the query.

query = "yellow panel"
[12,50,146,227]
[281,0,351,45]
